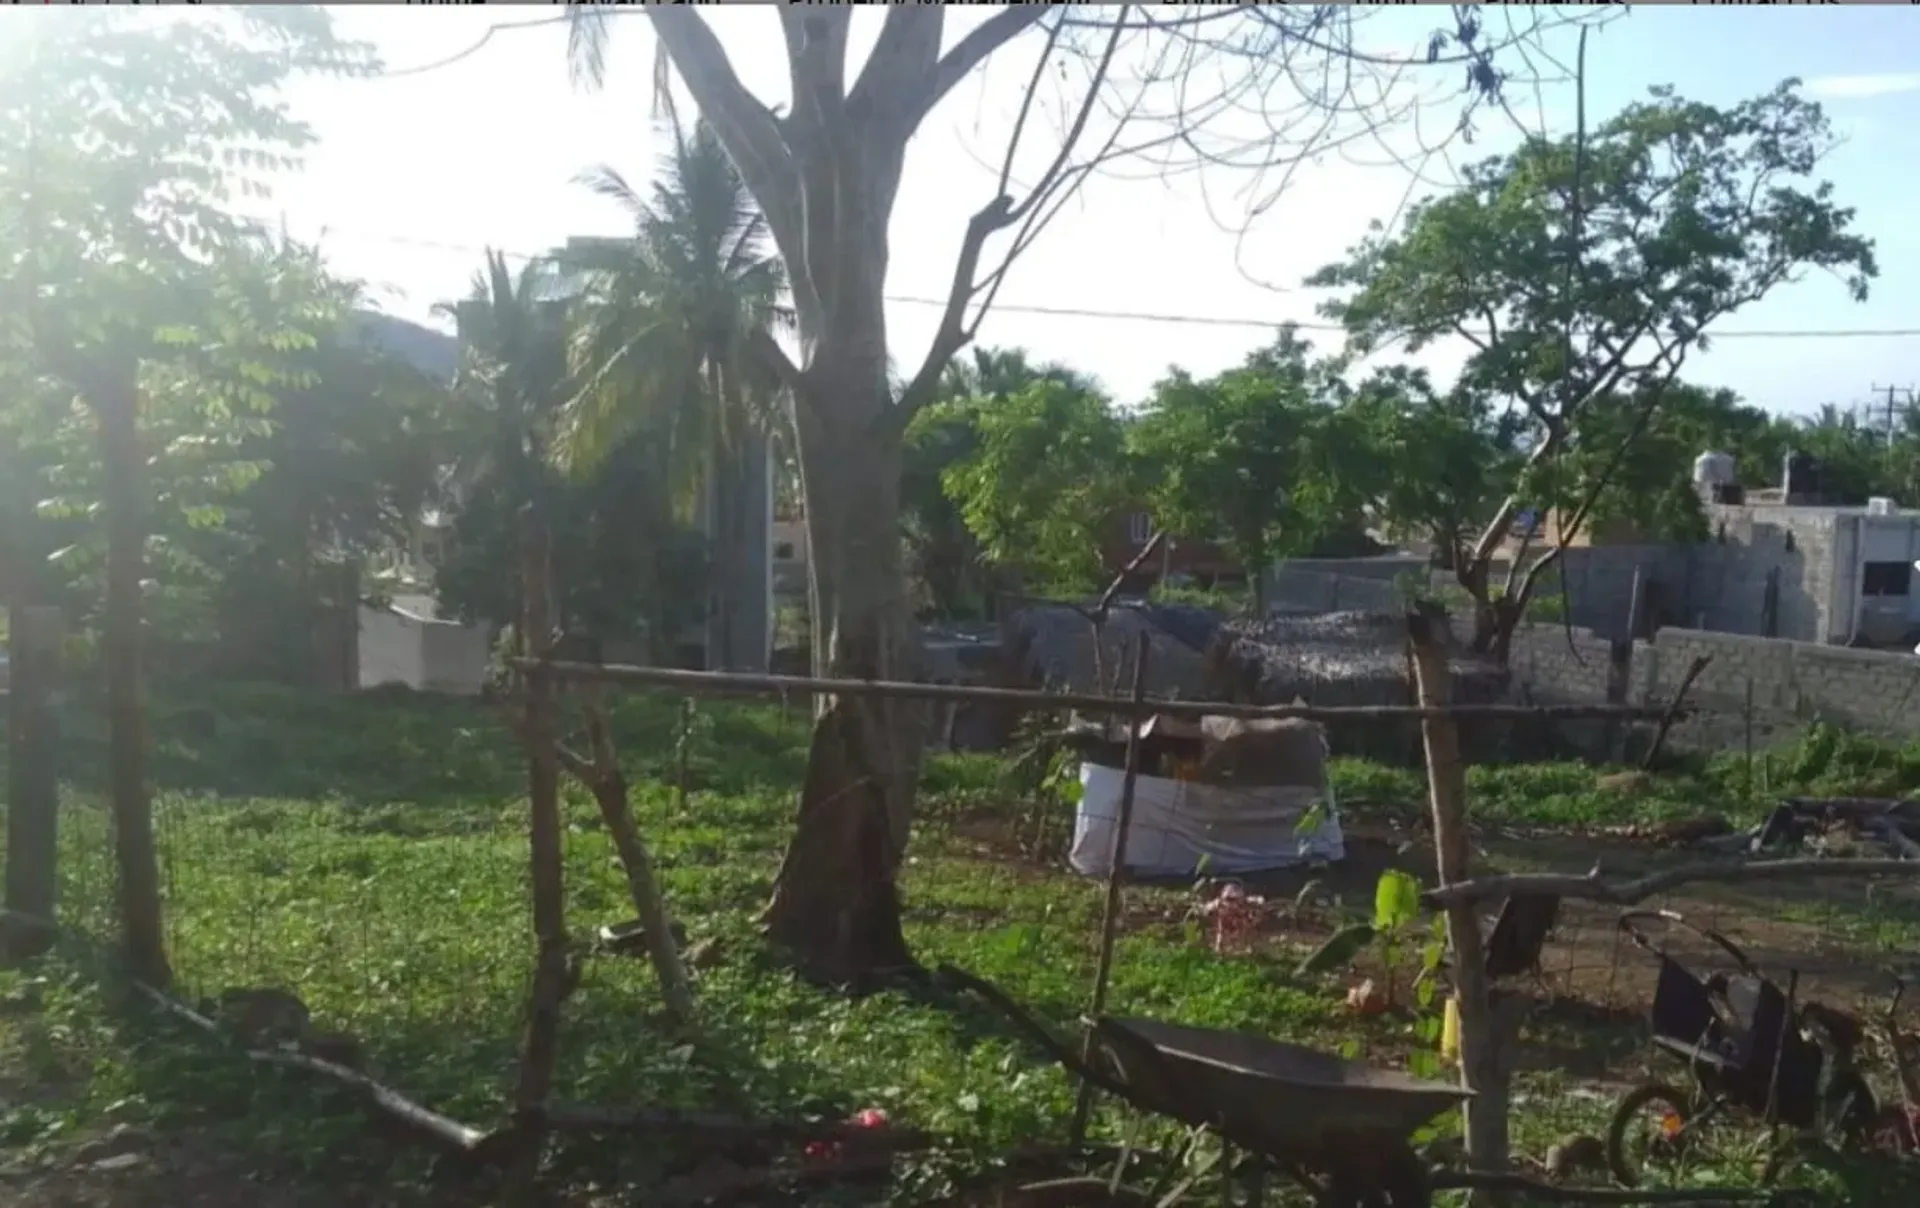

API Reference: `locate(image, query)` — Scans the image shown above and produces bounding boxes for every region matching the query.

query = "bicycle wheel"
[1605,1082,1701,1188]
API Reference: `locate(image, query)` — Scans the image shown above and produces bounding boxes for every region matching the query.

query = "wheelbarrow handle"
[1615,909,1758,977]
[934,965,1129,1098]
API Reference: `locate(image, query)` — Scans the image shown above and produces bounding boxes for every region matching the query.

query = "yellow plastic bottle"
[1439,995,1462,1062]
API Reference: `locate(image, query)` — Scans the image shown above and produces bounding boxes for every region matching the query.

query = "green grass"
[3,685,1917,1201]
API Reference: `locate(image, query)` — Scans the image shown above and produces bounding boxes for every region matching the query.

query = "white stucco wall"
[356,598,491,695]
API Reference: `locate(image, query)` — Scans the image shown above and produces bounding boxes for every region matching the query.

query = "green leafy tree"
[940,378,1132,595]
[1131,330,1374,612]
[1310,80,1876,662]
[902,347,1090,618]
[1346,369,1520,568]
[194,270,456,683]
[1788,403,1900,505]
[1563,383,1795,544]
[0,7,375,985]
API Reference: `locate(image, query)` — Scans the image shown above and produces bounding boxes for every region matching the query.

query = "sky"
[255,5,1920,418]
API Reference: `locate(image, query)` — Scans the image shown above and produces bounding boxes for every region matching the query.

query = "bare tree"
[567,5,1591,982]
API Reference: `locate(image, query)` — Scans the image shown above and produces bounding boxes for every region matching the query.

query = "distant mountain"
[351,310,460,383]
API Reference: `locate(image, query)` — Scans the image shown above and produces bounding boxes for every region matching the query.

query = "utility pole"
[1868,383,1915,445]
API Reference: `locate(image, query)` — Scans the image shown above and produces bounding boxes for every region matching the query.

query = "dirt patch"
[2,1141,396,1208]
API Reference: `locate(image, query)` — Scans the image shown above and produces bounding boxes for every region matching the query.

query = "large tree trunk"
[93,363,171,987]
[762,370,924,984]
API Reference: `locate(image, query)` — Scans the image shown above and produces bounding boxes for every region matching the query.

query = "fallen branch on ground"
[1425,856,1920,909]
[132,981,504,1157]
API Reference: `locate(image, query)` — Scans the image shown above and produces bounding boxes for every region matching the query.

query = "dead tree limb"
[1408,607,1510,1187]
[131,981,503,1157]
[1639,655,1710,770]
[1066,530,1166,694]
[1425,856,1920,910]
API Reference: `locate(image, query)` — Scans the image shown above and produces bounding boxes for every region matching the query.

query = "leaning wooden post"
[4,605,63,959]
[578,692,694,1024]
[1406,607,1509,1184]
[1069,631,1152,1149]
[510,505,569,1185]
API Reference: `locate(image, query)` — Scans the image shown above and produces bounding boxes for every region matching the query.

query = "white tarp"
[1068,762,1344,879]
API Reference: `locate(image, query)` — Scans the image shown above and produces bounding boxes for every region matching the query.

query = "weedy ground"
[0,683,1916,1204]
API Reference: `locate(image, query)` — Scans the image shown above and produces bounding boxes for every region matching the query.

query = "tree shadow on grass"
[19,951,873,1208]
[34,681,811,812]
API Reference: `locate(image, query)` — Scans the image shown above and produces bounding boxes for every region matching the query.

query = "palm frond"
[566,5,612,90]
[575,164,648,222]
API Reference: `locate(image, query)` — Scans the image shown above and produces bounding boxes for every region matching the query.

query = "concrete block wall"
[1506,623,1620,702]
[1636,628,1920,737]
[1510,621,1920,748]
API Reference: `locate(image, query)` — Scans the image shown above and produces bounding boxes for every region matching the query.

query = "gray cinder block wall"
[1510,623,1920,747]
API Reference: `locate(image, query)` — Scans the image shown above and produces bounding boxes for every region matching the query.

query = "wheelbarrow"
[940,965,1469,1207]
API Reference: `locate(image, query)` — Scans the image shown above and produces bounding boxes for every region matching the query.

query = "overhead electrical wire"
[374,13,575,79]
[309,225,1920,342]
[360,24,1914,342]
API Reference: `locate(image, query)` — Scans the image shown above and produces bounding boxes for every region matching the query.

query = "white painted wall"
[358,605,426,689]
[356,597,492,695]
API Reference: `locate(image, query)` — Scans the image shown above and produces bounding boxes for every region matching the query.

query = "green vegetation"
[6,9,1919,1203]
[3,690,1917,1202]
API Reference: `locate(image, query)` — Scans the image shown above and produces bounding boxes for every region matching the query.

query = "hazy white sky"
[261,6,1920,415]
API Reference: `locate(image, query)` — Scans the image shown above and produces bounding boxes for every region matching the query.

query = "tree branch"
[778,8,851,130]
[850,7,945,132]
[886,11,1130,438]
[1506,350,1687,609]
[1425,857,1920,911]
[903,7,1050,132]
[646,11,807,306]
[888,195,1016,428]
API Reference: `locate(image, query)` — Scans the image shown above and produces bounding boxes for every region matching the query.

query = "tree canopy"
[1310,79,1877,657]
[1130,329,1375,608]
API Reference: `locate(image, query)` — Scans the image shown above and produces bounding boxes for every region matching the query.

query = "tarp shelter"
[1067,714,1344,879]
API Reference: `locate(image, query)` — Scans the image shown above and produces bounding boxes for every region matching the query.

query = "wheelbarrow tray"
[1092,1016,1471,1157]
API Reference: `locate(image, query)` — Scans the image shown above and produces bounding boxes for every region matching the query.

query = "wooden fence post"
[510,505,568,1185]
[1069,631,1151,1148]
[1407,607,1510,1186]
[94,357,170,988]
[4,606,63,958]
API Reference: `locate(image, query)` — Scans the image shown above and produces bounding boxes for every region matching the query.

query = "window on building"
[1862,560,1912,597]
[1126,512,1153,544]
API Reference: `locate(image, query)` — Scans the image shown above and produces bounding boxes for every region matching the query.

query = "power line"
[375,14,573,79]
[311,224,1920,342]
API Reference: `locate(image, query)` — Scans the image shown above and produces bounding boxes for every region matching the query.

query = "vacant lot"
[2,684,1916,1204]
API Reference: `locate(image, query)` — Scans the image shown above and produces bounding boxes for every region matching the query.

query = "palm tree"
[440,250,571,509]
[558,117,791,671]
